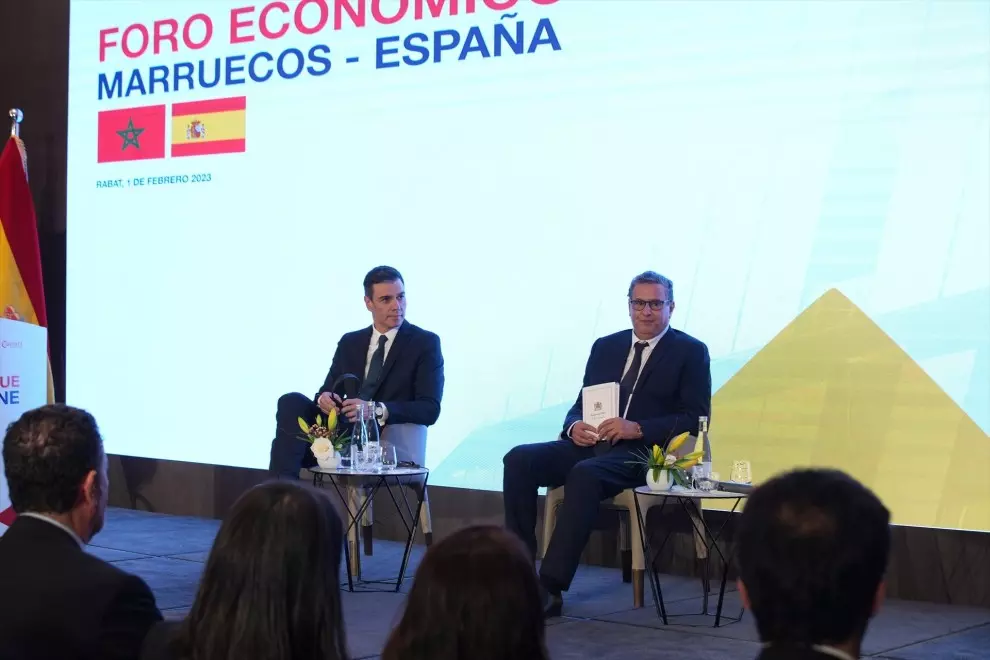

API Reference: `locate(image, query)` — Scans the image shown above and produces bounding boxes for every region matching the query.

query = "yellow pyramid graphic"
[706,288,990,533]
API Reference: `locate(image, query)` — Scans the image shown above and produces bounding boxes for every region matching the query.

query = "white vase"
[646,469,673,491]
[315,452,340,469]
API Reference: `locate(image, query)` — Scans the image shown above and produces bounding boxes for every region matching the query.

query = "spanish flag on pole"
[0,130,55,528]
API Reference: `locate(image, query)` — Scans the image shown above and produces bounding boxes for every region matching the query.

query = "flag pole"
[9,108,23,137]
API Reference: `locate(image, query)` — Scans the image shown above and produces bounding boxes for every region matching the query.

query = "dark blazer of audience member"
[737,468,891,660]
[139,481,348,660]
[0,404,163,660]
[382,525,549,660]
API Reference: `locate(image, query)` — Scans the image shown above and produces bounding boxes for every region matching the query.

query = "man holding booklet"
[502,271,711,617]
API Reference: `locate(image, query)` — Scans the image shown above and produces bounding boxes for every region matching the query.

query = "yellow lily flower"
[297,417,310,434]
[667,431,691,454]
[673,450,704,470]
[327,407,338,431]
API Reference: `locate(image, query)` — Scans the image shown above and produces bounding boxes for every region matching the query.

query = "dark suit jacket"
[316,320,444,426]
[757,644,856,660]
[563,328,711,447]
[139,621,180,660]
[0,515,163,660]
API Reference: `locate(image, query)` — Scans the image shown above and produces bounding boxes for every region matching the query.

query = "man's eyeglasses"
[629,299,669,311]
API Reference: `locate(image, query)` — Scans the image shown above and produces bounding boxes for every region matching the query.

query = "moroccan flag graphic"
[0,135,55,529]
[171,96,247,158]
[97,104,167,163]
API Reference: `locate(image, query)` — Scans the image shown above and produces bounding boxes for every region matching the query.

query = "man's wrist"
[631,421,644,440]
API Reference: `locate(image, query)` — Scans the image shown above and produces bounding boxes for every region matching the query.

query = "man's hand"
[569,421,599,447]
[597,418,643,444]
[316,392,339,415]
[340,398,370,423]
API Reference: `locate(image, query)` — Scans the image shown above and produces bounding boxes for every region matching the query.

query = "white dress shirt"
[760,643,857,660]
[365,326,399,378]
[20,512,85,548]
[620,324,668,418]
[567,324,670,438]
[364,326,399,423]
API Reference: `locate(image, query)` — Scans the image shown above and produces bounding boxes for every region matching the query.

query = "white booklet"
[582,382,620,427]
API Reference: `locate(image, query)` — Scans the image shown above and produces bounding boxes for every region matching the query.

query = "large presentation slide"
[67,1,989,532]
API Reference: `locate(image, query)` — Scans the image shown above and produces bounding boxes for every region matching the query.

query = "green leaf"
[672,469,690,487]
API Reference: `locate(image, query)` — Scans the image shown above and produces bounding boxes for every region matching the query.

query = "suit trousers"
[269,392,321,477]
[502,438,646,591]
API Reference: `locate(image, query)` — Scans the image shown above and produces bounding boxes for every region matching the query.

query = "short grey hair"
[627,271,674,302]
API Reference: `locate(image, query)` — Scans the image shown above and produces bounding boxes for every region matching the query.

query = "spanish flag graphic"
[171,96,246,158]
[1,134,55,529]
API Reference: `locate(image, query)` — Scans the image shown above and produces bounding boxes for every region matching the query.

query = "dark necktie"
[618,341,649,416]
[359,335,388,399]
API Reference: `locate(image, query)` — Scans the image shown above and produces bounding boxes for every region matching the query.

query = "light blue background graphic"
[65,1,990,491]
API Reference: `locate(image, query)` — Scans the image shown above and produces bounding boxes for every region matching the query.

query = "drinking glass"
[339,445,353,470]
[730,460,752,484]
[381,444,397,471]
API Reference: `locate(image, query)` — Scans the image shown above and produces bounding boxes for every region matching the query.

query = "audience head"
[627,271,674,339]
[175,481,347,660]
[737,468,891,654]
[382,525,548,660]
[363,265,406,331]
[2,404,108,543]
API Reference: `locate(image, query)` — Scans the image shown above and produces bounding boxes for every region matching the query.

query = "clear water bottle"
[698,416,712,478]
[360,402,381,470]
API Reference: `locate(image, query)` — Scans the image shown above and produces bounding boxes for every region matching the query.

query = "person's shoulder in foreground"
[0,404,162,660]
[738,468,891,660]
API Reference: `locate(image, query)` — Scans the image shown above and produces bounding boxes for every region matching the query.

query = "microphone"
[331,373,360,399]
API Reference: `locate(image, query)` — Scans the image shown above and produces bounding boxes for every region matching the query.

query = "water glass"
[339,446,353,470]
[730,460,752,484]
[381,444,397,471]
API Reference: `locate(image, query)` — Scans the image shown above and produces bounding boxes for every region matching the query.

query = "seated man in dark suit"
[0,404,163,660]
[270,265,445,477]
[503,271,711,617]
[737,468,891,660]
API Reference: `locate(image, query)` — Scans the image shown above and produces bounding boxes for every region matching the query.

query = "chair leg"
[621,549,632,583]
[362,524,374,556]
[418,485,433,546]
[633,569,645,608]
[346,487,361,578]
[361,486,374,556]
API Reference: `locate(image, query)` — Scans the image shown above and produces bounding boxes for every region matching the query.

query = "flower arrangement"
[628,431,703,488]
[297,408,350,464]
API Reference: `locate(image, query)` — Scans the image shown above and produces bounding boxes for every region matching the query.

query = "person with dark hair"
[269,265,445,477]
[0,404,163,660]
[382,525,549,660]
[737,468,892,660]
[139,481,348,660]
[503,271,711,617]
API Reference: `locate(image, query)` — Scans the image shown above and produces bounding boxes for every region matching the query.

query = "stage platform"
[86,507,990,659]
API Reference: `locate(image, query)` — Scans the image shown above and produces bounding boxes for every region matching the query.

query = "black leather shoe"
[539,583,563,618]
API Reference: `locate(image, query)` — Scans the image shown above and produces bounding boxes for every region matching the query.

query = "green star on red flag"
[116,118,144,151]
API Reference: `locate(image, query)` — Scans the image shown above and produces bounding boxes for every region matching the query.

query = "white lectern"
[0,319,49,534]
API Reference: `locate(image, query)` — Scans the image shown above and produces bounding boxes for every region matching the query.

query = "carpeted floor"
[87,508,990,659]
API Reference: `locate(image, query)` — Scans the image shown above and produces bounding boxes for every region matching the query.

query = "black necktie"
[359,335,388,399]
[618,341,649,416]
